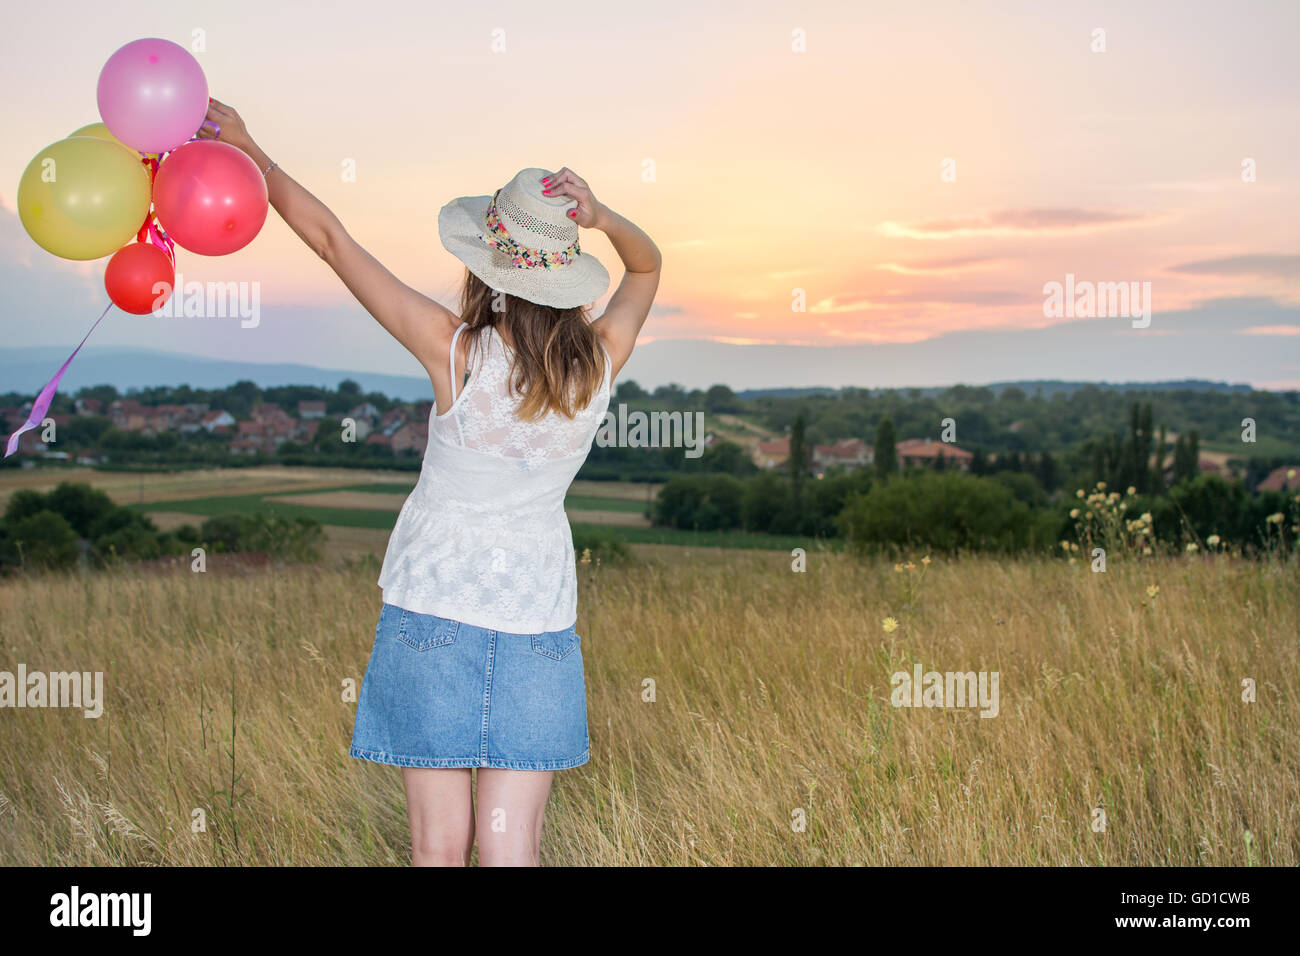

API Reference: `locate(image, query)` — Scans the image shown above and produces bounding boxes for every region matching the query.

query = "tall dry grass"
[0,549,1295,865]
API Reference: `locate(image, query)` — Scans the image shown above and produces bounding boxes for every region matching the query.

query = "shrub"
[7,510,80,570]
[572,526,633,565]
[653,474,743,531]
[838,471,1055,554]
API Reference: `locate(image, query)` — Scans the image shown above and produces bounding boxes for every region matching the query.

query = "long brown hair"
[458,269,606,420]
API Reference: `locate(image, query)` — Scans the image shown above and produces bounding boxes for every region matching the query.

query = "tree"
[1151,423,1168,494]
[874,417,898,479]
[788,411,810,498]
[1137,403,1154,493]
[1035,451,1059,492]
[614,380,648,402]
[704,384,741,413]
[1172,430,1201,485]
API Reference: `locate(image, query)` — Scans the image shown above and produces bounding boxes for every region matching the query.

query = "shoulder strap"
[449,323,468,404]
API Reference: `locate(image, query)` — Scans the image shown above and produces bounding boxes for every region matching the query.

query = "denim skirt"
[349,603,589,771]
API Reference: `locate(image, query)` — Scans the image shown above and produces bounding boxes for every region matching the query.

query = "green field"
[60,466,795,550]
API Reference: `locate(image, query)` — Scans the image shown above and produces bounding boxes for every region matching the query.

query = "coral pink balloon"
[97,38,209,154]
[153,141,269,256]
[105,242,176,314]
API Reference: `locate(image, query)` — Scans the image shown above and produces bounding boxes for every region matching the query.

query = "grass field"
[0,550,1295,866]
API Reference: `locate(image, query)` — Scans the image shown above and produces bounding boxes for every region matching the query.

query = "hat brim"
[438,195,610,309]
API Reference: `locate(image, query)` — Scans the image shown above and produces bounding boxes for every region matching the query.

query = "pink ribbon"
[4,303,114,458]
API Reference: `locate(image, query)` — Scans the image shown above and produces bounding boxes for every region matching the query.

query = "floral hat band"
[439,167,609,308]
[479,189,581,270]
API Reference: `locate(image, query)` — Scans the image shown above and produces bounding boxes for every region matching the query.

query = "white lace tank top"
[377,324,612,633]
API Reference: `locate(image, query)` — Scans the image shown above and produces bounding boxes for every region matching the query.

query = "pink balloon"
[98,38,208,154]
[153,141,269,256]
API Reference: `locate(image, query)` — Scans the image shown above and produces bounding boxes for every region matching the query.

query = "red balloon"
[153,141,268,256]
[105,242,175,314]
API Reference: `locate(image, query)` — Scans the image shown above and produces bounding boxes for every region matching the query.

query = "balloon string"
[4,303,114,458]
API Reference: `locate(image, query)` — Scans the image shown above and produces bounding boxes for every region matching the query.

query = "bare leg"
[402,767,474,866]
[474,769,555,866]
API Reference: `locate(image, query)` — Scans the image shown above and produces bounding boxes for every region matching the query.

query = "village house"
[813,438,873,472]
[896,437,974,472]
[298,400,327,419]
[1258,465,1299,492]
[753,436,790,469]
[201,410,236,433]
[391,421,429,456]
[379,406,410,435]
[74,397,102,415]
[250,402,293,425]
[229,437,265,455]
[0,405,31,430]
[233,420,280,454]
[108,399,150,432]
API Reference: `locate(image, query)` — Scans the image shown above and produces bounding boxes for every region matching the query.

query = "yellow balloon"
[68,122,158,162]
[17,136,152,261]
[69,122,133,152]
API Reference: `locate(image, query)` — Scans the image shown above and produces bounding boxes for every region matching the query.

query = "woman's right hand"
[195,98,255,155]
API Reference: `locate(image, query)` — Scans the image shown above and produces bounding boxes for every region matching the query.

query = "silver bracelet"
[262,159,278,178]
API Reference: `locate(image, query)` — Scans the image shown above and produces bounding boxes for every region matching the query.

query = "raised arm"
[196,100,459,388]
[543,168,660,380]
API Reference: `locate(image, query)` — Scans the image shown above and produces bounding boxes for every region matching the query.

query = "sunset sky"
[1,0,1297,389]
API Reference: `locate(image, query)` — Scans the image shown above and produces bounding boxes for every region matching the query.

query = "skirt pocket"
[530,626,579,661]
[396,609,459,651]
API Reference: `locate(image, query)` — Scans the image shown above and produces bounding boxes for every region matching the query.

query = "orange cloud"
[878,208,1151,240]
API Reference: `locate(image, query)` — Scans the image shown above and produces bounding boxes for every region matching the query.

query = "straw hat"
[438,167,609,309]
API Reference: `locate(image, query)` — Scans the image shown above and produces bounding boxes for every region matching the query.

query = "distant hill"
[0,346,1269,406]
[0,346,435,403]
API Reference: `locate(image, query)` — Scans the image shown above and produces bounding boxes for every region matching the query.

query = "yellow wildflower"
[882,617,899,633]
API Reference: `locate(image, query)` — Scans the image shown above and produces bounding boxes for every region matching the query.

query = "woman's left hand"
[542,168,607,229]
[196,97,254,155]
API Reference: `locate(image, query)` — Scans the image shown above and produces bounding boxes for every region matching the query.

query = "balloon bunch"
[7,38,268,457]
